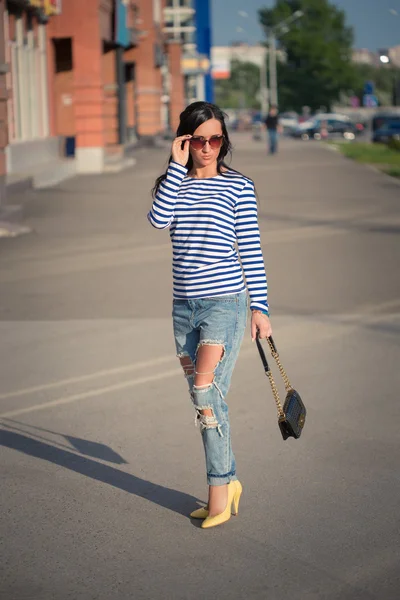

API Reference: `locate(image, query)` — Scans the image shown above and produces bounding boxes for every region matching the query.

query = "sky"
[211,0,400,50]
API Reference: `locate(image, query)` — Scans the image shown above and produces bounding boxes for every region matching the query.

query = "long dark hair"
[152,101,233,198]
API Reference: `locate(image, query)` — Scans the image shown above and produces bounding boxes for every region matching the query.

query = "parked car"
[291,114,358,141]
[371,113,400,143]
[278,111,299,134]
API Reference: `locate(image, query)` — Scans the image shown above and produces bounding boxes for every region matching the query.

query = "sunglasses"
[189,135,224,150]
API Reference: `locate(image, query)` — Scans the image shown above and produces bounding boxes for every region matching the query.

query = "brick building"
[0,0,185,216]
[0,0,60,208]
[47,0,185,173]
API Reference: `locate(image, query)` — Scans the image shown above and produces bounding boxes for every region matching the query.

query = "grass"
[329,141,400,179]
[381,166,400,178]
[334,142,400,166]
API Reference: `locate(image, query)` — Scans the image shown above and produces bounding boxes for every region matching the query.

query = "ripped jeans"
[173,292,247,486]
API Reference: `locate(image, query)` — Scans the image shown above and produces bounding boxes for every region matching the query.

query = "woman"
[148,101,271,529]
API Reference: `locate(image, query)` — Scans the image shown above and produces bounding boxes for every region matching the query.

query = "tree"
[259,0,355,111]
[215,59,262,110]
[351,63,400,107]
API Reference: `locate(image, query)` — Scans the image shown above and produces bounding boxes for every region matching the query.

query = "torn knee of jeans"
[193,405,223,437]
[196,340,225,360]
[194,343,226,388]
[193,383,213,392]
[178,354,195,378]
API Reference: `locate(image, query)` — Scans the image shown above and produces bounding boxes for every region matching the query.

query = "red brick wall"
[127,0,164,137]
[102,49,119,146]
[48,0,115,150]
[168,41,184,133]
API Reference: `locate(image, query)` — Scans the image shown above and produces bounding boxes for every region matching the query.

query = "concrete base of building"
[5,158,77,191]
[76,148,106,174]
[6,138,62,174]
[5,137,77,190]
[76,147,137,174]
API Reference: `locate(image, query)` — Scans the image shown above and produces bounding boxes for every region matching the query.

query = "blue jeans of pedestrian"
[268,129,278,154]
[173,292,247,486]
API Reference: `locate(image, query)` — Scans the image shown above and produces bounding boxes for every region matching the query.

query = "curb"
[321,143,400,186]
[364,164,400,186]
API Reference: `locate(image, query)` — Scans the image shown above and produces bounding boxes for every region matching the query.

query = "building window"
[5,13,49,143]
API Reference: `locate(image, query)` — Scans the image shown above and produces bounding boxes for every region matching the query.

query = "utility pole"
[260,46,269,116]
[269,30,277,106]
[267,10,303,109]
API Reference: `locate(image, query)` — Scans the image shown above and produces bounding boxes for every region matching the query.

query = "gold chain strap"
[267,339,292,392]
[266,371,285,419]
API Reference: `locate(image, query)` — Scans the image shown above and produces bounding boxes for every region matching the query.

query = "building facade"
[47,0,185,170]
[163,0,213,105]
[0,0,186,199]
[47,0,141,173]
[1,0,60,192]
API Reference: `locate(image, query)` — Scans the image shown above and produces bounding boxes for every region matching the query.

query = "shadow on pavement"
[3,419,127,464]
[0,428,202,518]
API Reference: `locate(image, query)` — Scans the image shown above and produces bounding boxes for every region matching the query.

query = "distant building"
[211,44,286,80]
[0,0,186,213]
[389,45,400,67]
[212,44,267,80]
[163,0,213,104]
[352,45,400,68]
[352,48,379,66]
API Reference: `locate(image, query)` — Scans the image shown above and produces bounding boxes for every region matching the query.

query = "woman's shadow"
[0,420,204,520]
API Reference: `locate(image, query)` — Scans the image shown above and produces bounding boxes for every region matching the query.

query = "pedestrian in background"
[148,101,271,529]
[265,105,281,154]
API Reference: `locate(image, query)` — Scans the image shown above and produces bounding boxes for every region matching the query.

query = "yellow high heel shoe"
[190,506,209,519]
[201,480,242,529]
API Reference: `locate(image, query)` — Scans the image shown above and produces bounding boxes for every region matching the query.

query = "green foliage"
[215,60,262,110]
[259,0,355,111]
[382,166,400,178]
[334,142,400,166]
[387,138,400,153]
[350,63,400,106]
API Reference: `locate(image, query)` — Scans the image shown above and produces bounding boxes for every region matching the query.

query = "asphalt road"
[1,135,400,600]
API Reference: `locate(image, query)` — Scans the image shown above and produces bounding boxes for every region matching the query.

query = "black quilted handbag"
[256,334,306,440]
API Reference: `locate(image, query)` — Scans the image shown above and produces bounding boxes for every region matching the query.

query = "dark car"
[292,116,359,141]
[371,114,400,143]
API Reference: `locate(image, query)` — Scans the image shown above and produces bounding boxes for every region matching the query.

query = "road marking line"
[0,354,176,401]
[1,298,398,418]
[0,368,183,418]
[0,334,335,419]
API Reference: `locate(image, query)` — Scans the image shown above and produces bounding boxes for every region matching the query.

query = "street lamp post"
[237,10,269,116]
[260,46,269,116]
[266,10,303,108]
[269,30,277,106]
[379,49,398,106]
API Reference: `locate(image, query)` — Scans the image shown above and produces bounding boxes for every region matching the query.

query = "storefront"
[5,1,60,143]
[4,1,61,176]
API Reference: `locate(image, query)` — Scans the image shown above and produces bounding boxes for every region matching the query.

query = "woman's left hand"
[251,311,272,342]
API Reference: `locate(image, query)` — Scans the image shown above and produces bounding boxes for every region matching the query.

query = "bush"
[387,138,400,153]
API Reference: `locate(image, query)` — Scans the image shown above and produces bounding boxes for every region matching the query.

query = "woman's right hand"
[172,135,192,167]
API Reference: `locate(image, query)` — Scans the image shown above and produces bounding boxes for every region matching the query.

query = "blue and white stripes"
[148,161,269,312]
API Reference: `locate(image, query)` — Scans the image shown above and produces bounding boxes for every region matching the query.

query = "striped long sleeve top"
[148,161,269,313]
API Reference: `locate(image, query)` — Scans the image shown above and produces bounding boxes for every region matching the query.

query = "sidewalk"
[1,134,399,600]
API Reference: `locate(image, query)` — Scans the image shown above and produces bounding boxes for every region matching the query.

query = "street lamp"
[378,48,398,106]
[237,10,269,117]
[267,10,304,107]
[379,51,390,64]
